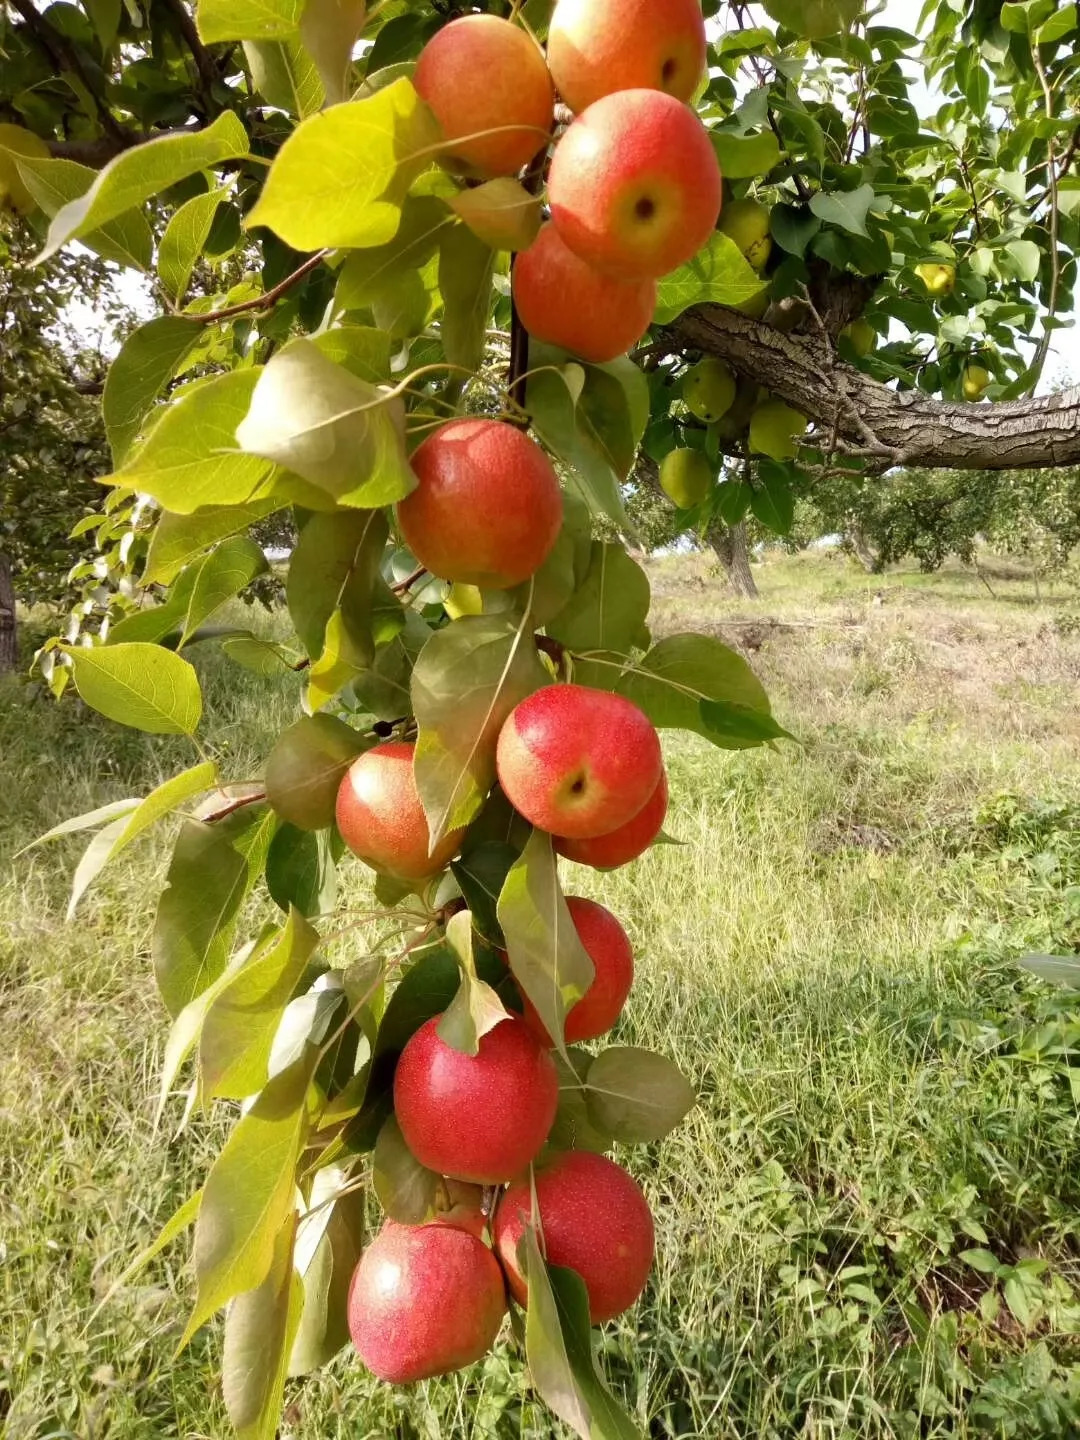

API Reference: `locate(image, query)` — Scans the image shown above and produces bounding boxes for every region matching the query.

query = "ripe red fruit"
[513,223,656,363]
[547,0,707,114]
[413,14,554,178]
[336,741,463,880]
[556,770,668,869]
[494,1151,655,1322]
[398,419,563,589]
[348,1221,506,1381]
[548,89,722,280]
[394,1015,559,1183]
[520,896,634,1044]
[496,684,662,839]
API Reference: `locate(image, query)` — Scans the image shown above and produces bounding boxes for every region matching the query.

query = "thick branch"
[159,0,220,108]
[663,305,1080,472]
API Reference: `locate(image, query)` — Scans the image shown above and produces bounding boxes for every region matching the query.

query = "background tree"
[2,0,1079,1434]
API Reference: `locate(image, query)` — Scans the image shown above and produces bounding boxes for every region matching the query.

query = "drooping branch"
[660,305,1080,472]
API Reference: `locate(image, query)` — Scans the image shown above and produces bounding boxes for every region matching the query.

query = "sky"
[66,0,1072,390]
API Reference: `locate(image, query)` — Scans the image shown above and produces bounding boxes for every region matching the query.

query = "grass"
[3,550,1080,1438]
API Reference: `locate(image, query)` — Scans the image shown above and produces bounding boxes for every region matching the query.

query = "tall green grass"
[3,559,1080,1438]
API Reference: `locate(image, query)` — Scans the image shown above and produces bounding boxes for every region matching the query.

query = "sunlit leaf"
[159,188,228,304]
[653,233,766,324]
[102,316,201,465]
[11,153,153,269]
[372,1113,442,1222]
[61,642,202,735]
[437,910,510,1054]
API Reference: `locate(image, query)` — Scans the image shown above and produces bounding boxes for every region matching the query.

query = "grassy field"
[3,549,1080,1439]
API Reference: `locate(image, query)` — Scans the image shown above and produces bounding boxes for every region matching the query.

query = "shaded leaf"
[809,183,875,238]
[1019,953,1080,989]
[289,1169,365,1375]
[61,642,202,735]
[710,131,782,179]
[144,500,282,586]
[762,0,861,39]
[372,1113,442,1222]
[266,825,338,917]
[179,537,269,647]
[300,0,368,105]
[102,316,201,465]
[439,222,495,371]
[437,910,510,1054]
[549,1264,643,1439]
[287,509,392,660]
[335,194,451,310]
[584,1046,695,1144]
[449,178,542,251]
[222,1212,303,1440]
[159,187,228,304]
[547,542,650,669]
[616,633,777,751]
[526,355,631,531]
[523,1226,592,1440]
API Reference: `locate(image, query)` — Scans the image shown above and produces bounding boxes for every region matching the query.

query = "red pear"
[348,1220,506,1381]
[548,0,707,114]
[496,684,662,838]
[556,771,668,869]
[394,1015,559,1183]
[494,1150,655,1322]
[520,897,634,1045]
[335,741,463,880]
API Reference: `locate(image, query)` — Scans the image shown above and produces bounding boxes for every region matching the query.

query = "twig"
[730,0,812,203]
[195,249,329,323]
[508,148,549,419]
[202,789,266,823]
[391,565,427,595]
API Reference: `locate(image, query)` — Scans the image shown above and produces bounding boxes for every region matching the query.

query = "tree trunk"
[708,521,759,599]
[0,552,17,674]
[847,523,881,573]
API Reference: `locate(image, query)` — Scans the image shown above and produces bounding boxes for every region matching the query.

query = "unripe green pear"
[444,582,484,618]
[840,317,876,357]
[961,362,990,400]
[748,398,808,461]
[659,448,712,509]
[682,358,736,422]
[718,198,772,272]
[265,714,366,831]
[915,261,955,296]
[734,287,770,319]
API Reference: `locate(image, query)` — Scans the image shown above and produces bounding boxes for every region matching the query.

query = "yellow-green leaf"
[61,642,203,735]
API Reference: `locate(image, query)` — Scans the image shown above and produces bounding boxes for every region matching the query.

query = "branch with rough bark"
[658,305,1080,472]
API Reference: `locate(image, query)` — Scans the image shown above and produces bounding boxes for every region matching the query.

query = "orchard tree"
[4,0,1079,1434]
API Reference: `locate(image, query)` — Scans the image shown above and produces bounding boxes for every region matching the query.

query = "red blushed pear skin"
[335,741,464,881]
[520,896,634,1045]
[547,89,722,281]
[556,770,668,870]
[494,1151,655,1323]
[394,1015,560,1184]
[547,0,707,114]
[397,419,563,589]
[496,684,662,840]
[348,1221,506,1383]
[413,14,554,179]
[513,223,656,364]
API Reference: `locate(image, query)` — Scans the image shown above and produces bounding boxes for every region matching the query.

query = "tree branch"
[8,0,127,143]
[159,0,220,110]
[508,148,548,419]
[195,249,330,323]
[661,305,1080,471]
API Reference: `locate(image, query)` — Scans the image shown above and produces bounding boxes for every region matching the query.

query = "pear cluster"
[415,0,721,366]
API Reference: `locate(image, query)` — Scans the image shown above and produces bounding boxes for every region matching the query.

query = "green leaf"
[12,153,153,269]
[107,564,199,646]
[1036,3,1077,41]
[83,0,122,51]
[288,1170,365,1375]
[38,112,249,262]
[961,1248,1003,1275]
[300,0,368,105]
[244,37,324,118]
[108,369,273,513]
[102,316,202,466]
[66,815,131,920]
[182,1053,315,1346]
[245,79,440,250]
[197,0,304,41]
[448,177,543,251]
[769,202,822,258]
[61,642,202,735]
[710,131,782,179]
[809,183,875,238]
[412,611,548,847]
[496,829,595,1061]
[616,633,776,751]
[152,820,252,1016]
[750,464,796,535]
[222,1212,303,1440]
[762,0,861,39]
[145,500,282,586]
[201,908,321,1099]
[312,325,394,385]
[523,1227,592,1439]
[547,542,650,674]
[236,340,415,507]
[24,798,139,850]
[224,636,303,676]
[88,1189,202,1325]
[548,1049,611,1156]
[158,188,228,304]
[179,536,269,646]
[698,700,793,745]
[266,825,338,917]
[287,508,391,683]
[1019,953,1080,988]
[439,222,495,371]
[106,761,219,862]
[452,840,521,943]
[437,910,511,1054]
[335,194,452,310]
[999,239,1041,283]
[713,480,753,526]
[584,1047,695,1144]
[653,233,766,324]
[372,1113,442,1223]
[548,1264,643,1439]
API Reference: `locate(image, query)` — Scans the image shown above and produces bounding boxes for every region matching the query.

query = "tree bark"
[0,552,17,674]
[708,521,759,598]
[847,523,881,573]
[659,305,1080,472]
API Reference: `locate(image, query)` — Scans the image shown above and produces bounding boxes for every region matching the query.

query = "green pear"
[748,398,807,460]
[265,714,366,830]
[682,358,736,423]
[718,198,772,272]
[660,448,713,509]
[915,261,955,296]
[444,582,485,618]
[961,362,990,400]
[840,317,876,357]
